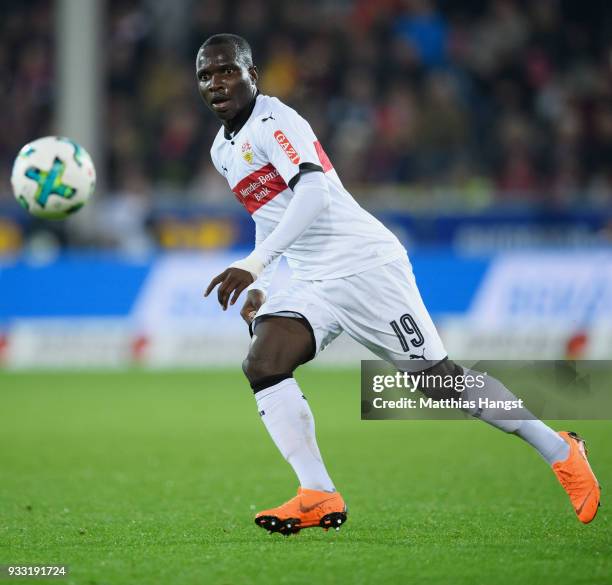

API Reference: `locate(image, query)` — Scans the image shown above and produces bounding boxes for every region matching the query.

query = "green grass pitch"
[1,369,610,585]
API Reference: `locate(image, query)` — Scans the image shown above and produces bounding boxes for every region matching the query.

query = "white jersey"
[210,93,406,281]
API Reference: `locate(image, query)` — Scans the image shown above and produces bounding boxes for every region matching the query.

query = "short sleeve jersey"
[210,94,406,280]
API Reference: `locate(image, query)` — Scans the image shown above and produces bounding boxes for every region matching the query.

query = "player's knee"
[414,358,464,401]
[242,353,287,386]
[242,354,264,383]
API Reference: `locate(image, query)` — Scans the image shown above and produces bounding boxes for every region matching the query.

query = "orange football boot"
[552,431,601,523]
[255,487,347,535]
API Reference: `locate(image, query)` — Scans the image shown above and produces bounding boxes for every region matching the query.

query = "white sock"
[461,368,570,465]
[255,378,335,492]
[513,419,569,464]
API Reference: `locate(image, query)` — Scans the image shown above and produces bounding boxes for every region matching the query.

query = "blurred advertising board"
[146,206,612,252]
[1,250,611,368]
[3,205,612,253]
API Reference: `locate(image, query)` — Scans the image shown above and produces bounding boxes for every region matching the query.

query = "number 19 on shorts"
[390,313,424,352]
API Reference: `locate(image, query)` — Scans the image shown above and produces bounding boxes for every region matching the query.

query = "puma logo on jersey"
[273,130,300,164]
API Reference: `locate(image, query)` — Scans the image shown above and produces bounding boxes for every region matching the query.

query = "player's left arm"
[205,107,329,309]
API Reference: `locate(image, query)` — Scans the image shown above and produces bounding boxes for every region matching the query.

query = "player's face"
[196,45,258,123]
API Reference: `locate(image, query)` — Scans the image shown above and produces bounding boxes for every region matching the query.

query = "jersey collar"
[223,91,260,140]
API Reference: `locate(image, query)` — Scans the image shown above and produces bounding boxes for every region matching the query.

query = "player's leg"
[243,284,347,534]
[322,256,600,522]
[412,358,600,523]
[414,358,569,462]
[243,315,336,493]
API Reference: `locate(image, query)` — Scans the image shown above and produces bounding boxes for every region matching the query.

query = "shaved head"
[198,33,253,69]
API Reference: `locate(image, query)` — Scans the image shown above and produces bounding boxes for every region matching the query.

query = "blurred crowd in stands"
[2,0,612,211]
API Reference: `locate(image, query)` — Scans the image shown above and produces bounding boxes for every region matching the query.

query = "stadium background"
[2,3,611,585]
[1,0,612,367]
[1,0,612,365]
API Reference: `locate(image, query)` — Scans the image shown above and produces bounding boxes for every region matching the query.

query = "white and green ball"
[11,136,96,219]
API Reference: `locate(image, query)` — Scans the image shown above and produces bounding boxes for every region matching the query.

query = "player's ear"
[248,65,258,86]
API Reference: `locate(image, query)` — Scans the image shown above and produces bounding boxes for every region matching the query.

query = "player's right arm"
[205,103,328,310]
[240,224,281,324]
[221,106,330,283]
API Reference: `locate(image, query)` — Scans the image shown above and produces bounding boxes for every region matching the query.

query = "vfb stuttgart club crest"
[241,140,254,164]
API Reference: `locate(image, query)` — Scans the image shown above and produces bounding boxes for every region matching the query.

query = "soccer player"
[197,34,600,535]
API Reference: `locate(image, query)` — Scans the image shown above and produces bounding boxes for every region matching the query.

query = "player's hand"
[204,267,254,310]
[240,289,266,324]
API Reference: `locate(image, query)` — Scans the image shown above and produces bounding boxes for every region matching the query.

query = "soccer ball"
[11,136,96,219]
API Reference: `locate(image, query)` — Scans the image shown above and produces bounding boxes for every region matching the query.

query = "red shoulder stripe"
[314,140,333,172]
